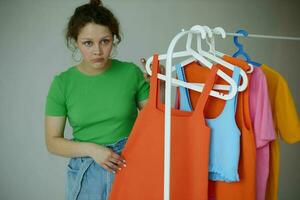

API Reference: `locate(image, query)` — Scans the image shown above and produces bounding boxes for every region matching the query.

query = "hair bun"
[90,0,103,6]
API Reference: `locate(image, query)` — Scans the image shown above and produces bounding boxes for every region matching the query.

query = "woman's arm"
[45,116,92,157]
[45,116,125,173]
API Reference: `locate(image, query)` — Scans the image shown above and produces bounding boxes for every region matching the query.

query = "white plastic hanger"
[203,26,254,74]
[176,25,249,92]
[194,26,253,83]
[145,28,238,100]
[204,26,225,57]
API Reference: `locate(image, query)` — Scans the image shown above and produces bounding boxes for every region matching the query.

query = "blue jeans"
[65,138,127,200]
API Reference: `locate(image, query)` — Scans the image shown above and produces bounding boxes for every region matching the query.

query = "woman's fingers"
[110,151,126,163]
[140,57,165,75]
[101,163,115,173]
[109,157,126,168]
[140,58,150,80]
[105,161,120,173]
[105,149,126,173]
[140,58,146,67]
[159,64,165,74]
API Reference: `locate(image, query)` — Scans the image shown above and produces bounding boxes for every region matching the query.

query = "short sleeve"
[45,76,67,116]
[134,65,150,103]
[250,68,276,148]
[274,76,300,143]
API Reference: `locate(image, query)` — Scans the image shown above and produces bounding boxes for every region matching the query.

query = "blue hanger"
[232,29,261,67]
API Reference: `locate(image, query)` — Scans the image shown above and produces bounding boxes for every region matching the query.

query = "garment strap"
[176,63,193,111]
[221,67,241,115]
[149,54,160,107]
[193,66,218,117]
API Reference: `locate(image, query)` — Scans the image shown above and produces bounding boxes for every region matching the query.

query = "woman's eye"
[83,41,93,47]
[100,39,111,45]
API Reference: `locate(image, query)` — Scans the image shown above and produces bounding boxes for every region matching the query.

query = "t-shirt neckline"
[73,59,115,78]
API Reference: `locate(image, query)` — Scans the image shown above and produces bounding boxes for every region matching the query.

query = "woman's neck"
[77,59,112,76]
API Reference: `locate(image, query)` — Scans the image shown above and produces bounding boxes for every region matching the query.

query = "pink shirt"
[249,67,276,200]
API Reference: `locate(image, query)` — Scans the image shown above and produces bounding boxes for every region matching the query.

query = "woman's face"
[76,23,114,70]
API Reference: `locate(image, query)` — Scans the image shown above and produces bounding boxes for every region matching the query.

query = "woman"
[45,0,151,199]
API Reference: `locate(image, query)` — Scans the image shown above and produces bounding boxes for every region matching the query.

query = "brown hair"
[66,0,121,51]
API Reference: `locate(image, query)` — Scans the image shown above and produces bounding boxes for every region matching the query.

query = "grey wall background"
[0,0,299,199]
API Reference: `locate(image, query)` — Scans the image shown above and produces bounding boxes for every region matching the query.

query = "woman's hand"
[89,143,126,174]
[140,58,165,82]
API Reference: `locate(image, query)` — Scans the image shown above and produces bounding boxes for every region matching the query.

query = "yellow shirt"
[261,65,300,200]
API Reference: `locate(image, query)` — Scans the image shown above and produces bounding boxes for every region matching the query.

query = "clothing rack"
[159,26,300,200]
[226,32,300,41]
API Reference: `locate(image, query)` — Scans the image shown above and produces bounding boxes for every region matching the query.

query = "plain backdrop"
[0,0,299,199]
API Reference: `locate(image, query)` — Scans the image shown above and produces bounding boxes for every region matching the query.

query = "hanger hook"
[234,29,248,49]
[232,29,251,61]
[232,29,262,67]
[188,25,207,53]
[202,26,215,53]
[213,27,226,39]
[190,25,206,39]
[203,26,213,38]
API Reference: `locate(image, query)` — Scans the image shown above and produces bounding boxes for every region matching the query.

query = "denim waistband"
[105,137,128,153]
[66,137,128,200]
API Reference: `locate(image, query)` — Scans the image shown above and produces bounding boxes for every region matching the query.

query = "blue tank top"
[175,64,241,182]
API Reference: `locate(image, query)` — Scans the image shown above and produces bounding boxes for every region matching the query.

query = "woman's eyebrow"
[80,35,111,40]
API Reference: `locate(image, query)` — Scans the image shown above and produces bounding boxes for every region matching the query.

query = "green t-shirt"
[45,59,149,145]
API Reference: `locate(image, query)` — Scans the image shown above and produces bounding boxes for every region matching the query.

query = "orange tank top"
[109,54,218,200]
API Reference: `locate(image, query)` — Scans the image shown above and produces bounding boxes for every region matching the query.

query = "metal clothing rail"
[226,33,300,41]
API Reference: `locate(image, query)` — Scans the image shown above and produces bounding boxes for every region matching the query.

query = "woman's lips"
[91,58,104,63]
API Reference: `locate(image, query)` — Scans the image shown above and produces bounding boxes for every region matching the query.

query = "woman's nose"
[93,45,103,55]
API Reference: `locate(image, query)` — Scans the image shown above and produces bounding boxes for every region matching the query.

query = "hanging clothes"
[109,54,218,200]
[261,65,300,200]
[175,64,241,182]
[206,67,241,183]
[183,56,256,200]
[212,56,256,200]
[248,67,276,200]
